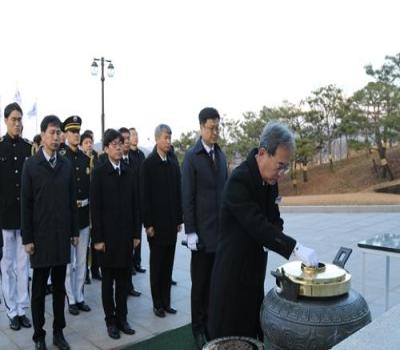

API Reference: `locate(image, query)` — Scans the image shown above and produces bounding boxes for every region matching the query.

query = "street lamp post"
[91,57,115,139]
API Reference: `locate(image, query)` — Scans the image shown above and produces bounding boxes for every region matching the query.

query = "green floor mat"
[121,324,271,350]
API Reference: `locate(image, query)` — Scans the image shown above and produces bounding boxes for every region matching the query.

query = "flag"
[27,101,37,118]
[13,88,22,105]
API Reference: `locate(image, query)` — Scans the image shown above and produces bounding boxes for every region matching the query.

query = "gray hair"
[259,121,295,155]
[154,124,172,138]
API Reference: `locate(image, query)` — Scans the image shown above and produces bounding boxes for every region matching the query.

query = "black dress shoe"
[107,324,120,339]
[68,304,80,315]
[35,339,47,350]
[117,321,136,335]
[135,266,146,273]
[153,307,166,318]
[171,279,177,286]
[193,332,207,350]
[76,301,91,312]
[53,332,70,350]
[164,306,177,314]
[9,315,20,330]
[19,315,32,328]
[128,288,141,297]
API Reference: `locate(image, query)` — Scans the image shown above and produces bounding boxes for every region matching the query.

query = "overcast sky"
[1,0,399,146]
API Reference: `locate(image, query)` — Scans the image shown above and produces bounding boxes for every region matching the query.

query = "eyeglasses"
[203,125,220,133]
[269,153,290,174]
[109,141,122,147]
[277,162,290,174]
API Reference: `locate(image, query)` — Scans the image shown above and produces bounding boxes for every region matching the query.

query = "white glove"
[293,242,319,267]
[187,233,199,251]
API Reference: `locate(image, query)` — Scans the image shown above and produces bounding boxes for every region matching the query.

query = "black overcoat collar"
[37,147,67,174]
[246,148,268,210]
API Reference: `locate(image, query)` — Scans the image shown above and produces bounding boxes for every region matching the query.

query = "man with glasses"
[21,115,79,350]
[0,102,32,331]
[182,107,228,349]
[207,121,318,341]
[90,129,140,340]
[62,116,92,316]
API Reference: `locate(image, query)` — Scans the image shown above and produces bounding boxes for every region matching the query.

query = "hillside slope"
[279,146,400,196]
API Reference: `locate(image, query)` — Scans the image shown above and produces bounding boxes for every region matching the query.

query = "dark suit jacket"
[207,148,297,340]
[141,150,183,245]
[182,138,227,252]
[90,160,140,268]
[21,148,79,268]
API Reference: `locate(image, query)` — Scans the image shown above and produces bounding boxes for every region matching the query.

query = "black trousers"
[101,267,129,326]
[127,253,136,292]
[133,241,142,268]
[90,241,101,275]
[149,243,176,309]
[31,265,67,342]
[191,250,215,336]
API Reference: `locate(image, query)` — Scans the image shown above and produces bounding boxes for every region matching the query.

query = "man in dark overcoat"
[207,122,318,341]
[141,124,183,318]
[181,107,228,349]
[21,115,79,350]
[0,102,33,330]
[119,127,142,297]
[90,129,140,340]
[128,127,147,274]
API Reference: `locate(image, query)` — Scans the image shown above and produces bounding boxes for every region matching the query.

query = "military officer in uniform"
[62,116,92,316]
[0,102,32,330]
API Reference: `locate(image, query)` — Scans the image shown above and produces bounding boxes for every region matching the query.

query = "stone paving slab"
[332,303,400,349]
[1,211,399,349]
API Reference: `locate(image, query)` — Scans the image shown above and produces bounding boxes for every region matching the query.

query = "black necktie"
[49,156,56,168]
[123,156,129,165]
[209,149,217,168]
[209,149,215,161]
[116,166,121,176]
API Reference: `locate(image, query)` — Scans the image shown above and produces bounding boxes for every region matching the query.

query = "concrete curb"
[280,205,400,213]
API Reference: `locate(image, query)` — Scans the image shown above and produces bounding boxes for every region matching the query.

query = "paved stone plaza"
[1,208,399,349]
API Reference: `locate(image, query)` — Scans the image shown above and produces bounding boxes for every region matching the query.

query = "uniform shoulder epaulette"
[23,138,33,145]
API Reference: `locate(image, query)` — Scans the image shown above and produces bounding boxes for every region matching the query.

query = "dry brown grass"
[279,146,400,197]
